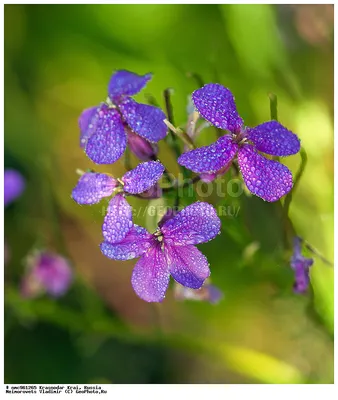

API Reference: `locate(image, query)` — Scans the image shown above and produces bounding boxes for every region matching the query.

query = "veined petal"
[102,194,133,244]
[161,201,221,246]
[166,245,210,289]
[100,225,152,261]
[79,106,99,148]
[85,106,127,165]
[72,172,117,205]
[119,98,167,143]
[178,135,238,173]
[108,70,152,101]
[122,161,164,194]
[192,84,243,132]
[247,121,300,156]
[238,144,293,202]
[131,246,170,302]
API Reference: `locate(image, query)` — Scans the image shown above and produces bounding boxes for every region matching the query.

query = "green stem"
[268,92,278,121]
[186,72,205,88]
[284,147,307,218]
[164,88,181,160]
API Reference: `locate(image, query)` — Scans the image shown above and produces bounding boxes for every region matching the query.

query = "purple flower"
[79,70,167,165]
[100,202,221,302]
[178,84,301,202]
[174,280,223,304]
[72,161,164,243]
[21,251,73,298]
[4,169,25,206]
[290,237,314,293]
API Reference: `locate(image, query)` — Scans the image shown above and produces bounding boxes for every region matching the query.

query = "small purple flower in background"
[290,237,314,293]
[21,251,73,298]
[4,169,25,206]
[178,84,301,202]
[100,202,221,302]
[79,70,167,165]
[72,161,165,244]
[174,280,223,304]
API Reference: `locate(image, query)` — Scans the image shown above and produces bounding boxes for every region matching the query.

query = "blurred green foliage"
[4,4,333,383]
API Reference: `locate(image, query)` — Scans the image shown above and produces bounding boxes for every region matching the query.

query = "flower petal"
[131,246,170,302]
[102,194,133,244]
[237,145,293,202]
[72,172,117,205]
[127,129,158,161]
[100,225,152,261]
[108,70,152,101]
[161,201,221,246]
[192,84,243,132]
[247,121,300,156]
[122,161,165,194]
[85,106,127,165]
[178,135,238,173]
[167,245,210,289]
[79,106,99,148]
[119,98,167,143]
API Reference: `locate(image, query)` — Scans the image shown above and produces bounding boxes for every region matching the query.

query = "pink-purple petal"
[237,145,293,202]
[79,106,100,148]
[108,70,152,101]
[178,135,238,173]
[161,201,221,246]
[192,84,243,132]
[131,246,170,302]
[100,225,152,261]
[72,172,117,205]
[122,161,165,194]
[119,98,167,143]
[166,245,210,289]
[127,129,158,161]
[85,106,127,165]
[246,121,301,156]
[102,194,133,244]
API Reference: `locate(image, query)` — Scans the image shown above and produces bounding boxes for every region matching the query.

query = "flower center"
[232,127,248,145]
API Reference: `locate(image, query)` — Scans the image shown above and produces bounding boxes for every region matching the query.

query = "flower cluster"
[74,69,307,302]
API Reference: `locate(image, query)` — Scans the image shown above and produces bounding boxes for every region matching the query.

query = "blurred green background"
[4,4,333,384]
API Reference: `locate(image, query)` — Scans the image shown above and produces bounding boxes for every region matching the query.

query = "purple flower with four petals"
[178,84,301,202]
[100,202,221,302]
[72,161,165,244]
[79,70,167,164]
[290,237,314,294]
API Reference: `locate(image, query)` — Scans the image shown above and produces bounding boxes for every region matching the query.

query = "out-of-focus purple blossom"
[290,237,314,293]
[100,202,221,302]
[178,84,301,202]
[21,251,73,298]
[4,169,25,206]
[79,70,167,165]
[72,161,164,244]
[174,280,223,304]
